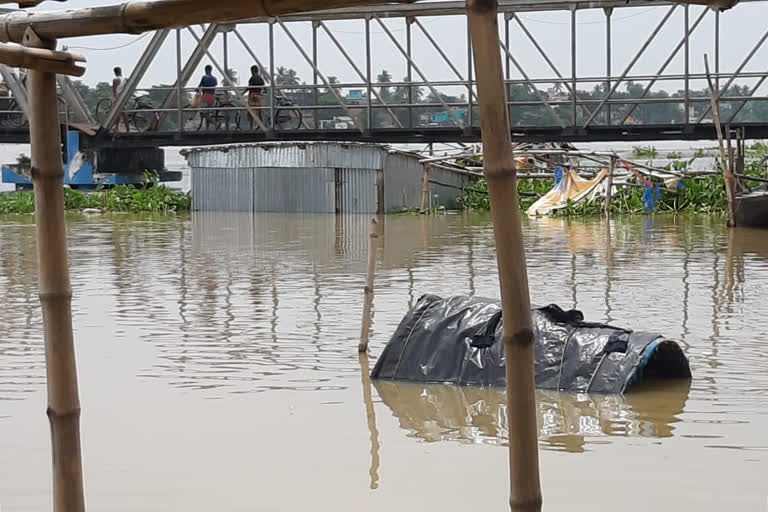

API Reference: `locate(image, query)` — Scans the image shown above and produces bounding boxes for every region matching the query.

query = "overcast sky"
[24,0,768,96]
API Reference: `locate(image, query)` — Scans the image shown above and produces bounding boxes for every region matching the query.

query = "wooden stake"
[704,53,736,227]
[359,217,378,353]
[420,163,430,213]
[604,156,615,217]
[466,1,542,511]
[735,127,746,194]
[25,28,86,512]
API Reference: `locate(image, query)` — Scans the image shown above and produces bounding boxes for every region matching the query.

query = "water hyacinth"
[0,173,190,214]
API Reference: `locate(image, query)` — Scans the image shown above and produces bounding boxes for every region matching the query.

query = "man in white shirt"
[112,67,130,132]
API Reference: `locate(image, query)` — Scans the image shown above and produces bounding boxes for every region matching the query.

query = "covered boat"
[734,185,768,228]
[371,294,691,394]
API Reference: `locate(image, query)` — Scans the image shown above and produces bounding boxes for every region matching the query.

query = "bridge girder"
[2,0,768,142]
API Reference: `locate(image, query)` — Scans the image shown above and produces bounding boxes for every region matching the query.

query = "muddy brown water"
[1,212,766,511]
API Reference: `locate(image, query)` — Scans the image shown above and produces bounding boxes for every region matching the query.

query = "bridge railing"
[94,72,768,134]
[1,76,766,133]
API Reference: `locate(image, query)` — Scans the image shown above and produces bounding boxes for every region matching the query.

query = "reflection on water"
[374,380,690,453]
[1,211,768,510]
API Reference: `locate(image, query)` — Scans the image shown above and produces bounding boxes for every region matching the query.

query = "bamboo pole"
[24,28,86,512]
[0,0,415,43]
[704,53,736,227]
[0,42,84,75]
[420,164,430,213]
[604,156,615,217]
[466,1,541,511]
[358,217,378,353]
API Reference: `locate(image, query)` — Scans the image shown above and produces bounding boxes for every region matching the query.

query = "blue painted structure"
[2,130,175,189]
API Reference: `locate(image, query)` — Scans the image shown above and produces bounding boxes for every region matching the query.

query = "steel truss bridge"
[1,0,768,146]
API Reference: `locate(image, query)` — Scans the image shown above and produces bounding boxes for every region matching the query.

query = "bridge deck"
[1,123,765,147]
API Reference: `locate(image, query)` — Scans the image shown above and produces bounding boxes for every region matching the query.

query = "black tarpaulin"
[371,294,691,394]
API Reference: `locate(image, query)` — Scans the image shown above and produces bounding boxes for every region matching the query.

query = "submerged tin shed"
[182,142,471,213]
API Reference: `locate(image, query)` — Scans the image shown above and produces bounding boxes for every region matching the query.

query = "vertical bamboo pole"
[466,2,542,511]
[420,163,430,213]
[25,30,86,512]
[359,217,378,353]
[604,156,615,217]
[704,54,736,227]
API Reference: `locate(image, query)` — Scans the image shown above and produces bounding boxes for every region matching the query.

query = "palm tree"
[225,67,239,85]
[275,66,300,86]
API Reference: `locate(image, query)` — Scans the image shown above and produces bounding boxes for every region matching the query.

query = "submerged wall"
[183,142,470,213]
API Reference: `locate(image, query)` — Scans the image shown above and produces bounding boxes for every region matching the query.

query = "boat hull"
[734,189,768,228]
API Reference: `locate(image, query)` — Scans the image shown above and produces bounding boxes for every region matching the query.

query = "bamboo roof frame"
[0,41,83,74]
[0,0,742,45]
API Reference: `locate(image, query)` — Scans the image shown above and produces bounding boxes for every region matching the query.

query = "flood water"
[1,212,767,511]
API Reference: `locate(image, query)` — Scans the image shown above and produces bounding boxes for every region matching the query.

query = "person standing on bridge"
[197,65,218,130]
[247,64,265,130]
[112,67,130,133]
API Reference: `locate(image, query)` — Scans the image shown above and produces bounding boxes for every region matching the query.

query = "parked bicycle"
[95,95,157,132]
[183,91,241,132]
[179,90,303,132]
[253,94,303,131]
[0,95,71,128]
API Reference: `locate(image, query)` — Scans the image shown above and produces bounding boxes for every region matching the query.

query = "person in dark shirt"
[197,65,217,129]
[246,65,265,129]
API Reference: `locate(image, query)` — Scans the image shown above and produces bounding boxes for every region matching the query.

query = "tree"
[275,66,300,86]
[225,67,239,85]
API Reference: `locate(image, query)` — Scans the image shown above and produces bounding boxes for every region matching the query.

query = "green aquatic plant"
[460,174,731,218]
[0,179,190,215]
[459,178,553,211]
[632,146,658,159]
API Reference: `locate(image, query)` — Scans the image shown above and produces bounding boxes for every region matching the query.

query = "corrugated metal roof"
[182,141,390,170]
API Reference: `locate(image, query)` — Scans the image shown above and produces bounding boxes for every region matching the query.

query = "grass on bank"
[0,175,190,215]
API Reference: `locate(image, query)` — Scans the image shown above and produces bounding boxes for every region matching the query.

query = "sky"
[18,0,768,98]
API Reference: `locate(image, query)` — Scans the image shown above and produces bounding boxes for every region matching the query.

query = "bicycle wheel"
[274,108,302,130]
[215,102,242,131]
[180,104,202,131]
[6,99,27,128]
[95,97,112,124]
[131,103,155,132]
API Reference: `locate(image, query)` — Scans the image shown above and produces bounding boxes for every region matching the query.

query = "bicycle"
[183,92,241,131]
[253,94,302,131]
[0,95,71,128]
[95,95,157,132]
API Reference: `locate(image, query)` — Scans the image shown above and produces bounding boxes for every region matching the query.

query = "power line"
[65,33,151,51]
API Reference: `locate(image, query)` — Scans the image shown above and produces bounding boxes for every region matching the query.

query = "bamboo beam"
[0,41,83,75]
[24,27,85,512]
[0,0,417,43]
[466,1,542,512]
